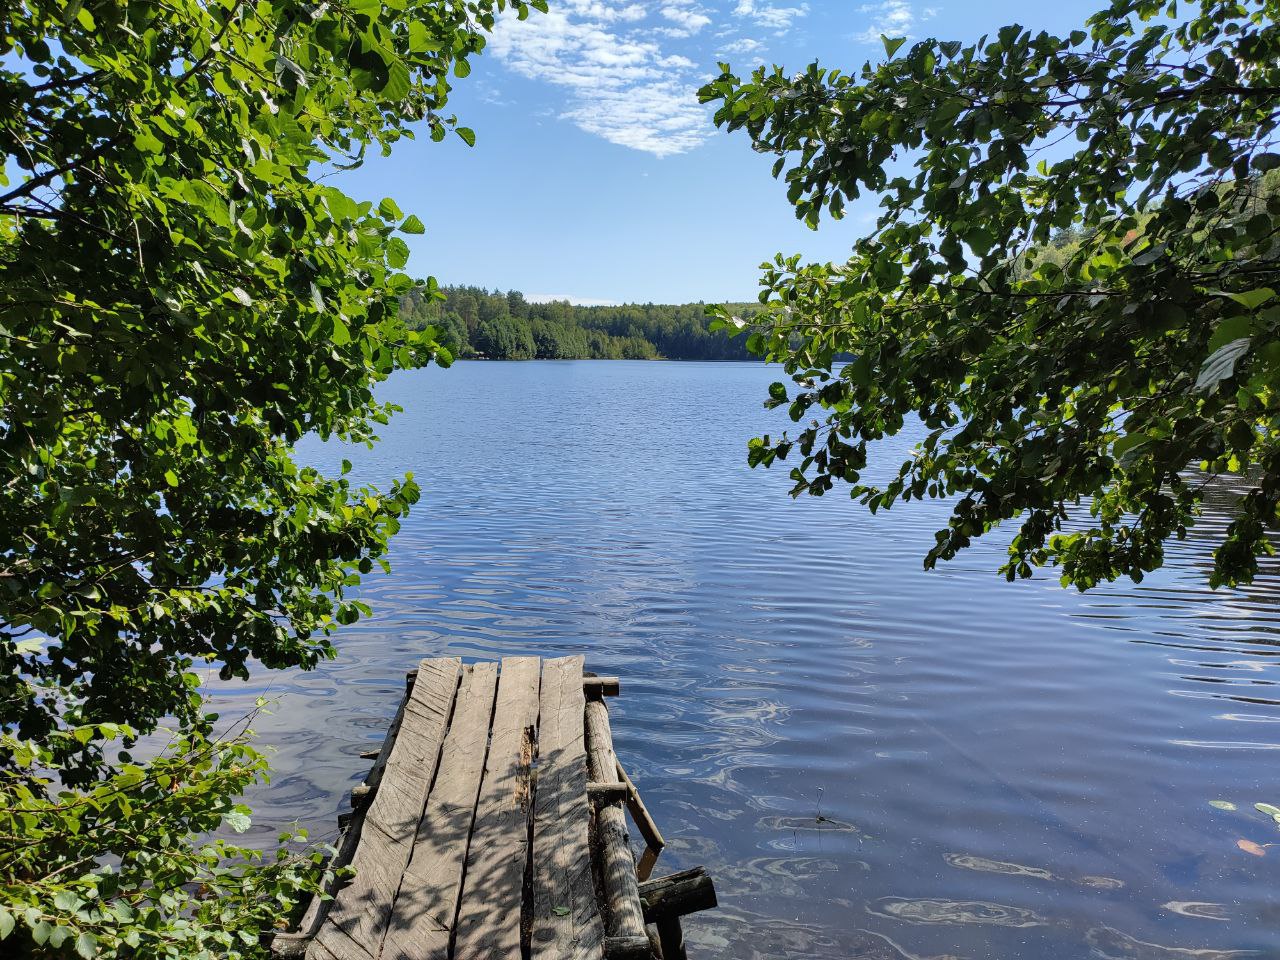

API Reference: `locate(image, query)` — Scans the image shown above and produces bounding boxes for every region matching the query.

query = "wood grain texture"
[584,699,648,948]
[308,658,460,960]
[380,662,499,960]
[530,656,605,960]
[452,656,543,959]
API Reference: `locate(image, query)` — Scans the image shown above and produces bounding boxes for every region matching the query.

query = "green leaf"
[1226,287,1275,310]
[966,228,995,256]
[75,932,97,959]
[553,906,571,916]
[401,214,426,235]
[1195,338,1250,393]
[1112,432,1145,458]
[386,237,410,270]
[1209,315,1253,352]
[332,316,352,346]
[407,22,439,52]
[881,35,907,58]
[456,126,476,147]
[0,908,13,939]
[224,809,251,832]
[381,62,410,101]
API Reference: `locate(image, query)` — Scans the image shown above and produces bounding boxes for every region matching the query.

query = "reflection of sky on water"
[207,361,1280,959]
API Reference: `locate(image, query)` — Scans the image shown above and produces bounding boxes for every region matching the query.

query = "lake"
[218,360,1280,959]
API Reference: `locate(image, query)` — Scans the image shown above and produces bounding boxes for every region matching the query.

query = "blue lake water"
[218,360,1280,959]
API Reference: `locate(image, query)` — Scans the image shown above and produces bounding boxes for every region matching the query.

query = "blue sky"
[340,0,1102,304]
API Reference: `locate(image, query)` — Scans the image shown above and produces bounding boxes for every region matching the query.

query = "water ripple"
[210,361,1280,959]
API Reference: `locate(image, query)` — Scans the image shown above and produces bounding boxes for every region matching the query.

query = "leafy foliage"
[0,0,533,952]
[0,0,543,768]
[0,711,336,959]
[701,0,1280,589]
[401,284,760,360]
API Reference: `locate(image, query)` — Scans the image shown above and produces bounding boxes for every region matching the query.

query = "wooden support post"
[655,919,686,960]
[585,698,650,957]
[270,935,309,960]
[646,924,665,960]
[638,867,717,922]
[584,675,621,697]
[349,782,373,808]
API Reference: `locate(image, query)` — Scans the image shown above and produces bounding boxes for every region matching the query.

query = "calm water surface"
[217,361,1280,959]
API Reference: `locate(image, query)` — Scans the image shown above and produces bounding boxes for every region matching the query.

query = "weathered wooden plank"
[585,698,649,953]
[453,656,543,959]
[530,656,606,960]
[380,661,499,960]
[275,672,418,958]
[308,658,461,960]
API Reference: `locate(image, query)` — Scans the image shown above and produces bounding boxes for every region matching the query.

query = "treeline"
[399,285,759,360]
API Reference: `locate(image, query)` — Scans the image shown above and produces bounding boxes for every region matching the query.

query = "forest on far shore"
[400,284,759,360]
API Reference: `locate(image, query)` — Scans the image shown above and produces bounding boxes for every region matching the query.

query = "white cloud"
[660,4,711,35]
[719,36,763,55]
[526,293,624,306]
[853,0,937,44]
[732,0,808,33]
[575,1,647,21]
[489,0,713,157]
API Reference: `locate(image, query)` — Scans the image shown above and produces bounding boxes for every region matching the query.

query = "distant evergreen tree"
[399,285,759,361]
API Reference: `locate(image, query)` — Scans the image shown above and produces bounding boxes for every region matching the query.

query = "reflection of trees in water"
[1170,468,1280,612]
[1185,469,1264,531]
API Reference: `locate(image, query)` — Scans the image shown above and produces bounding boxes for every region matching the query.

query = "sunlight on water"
[208,361,1280,959]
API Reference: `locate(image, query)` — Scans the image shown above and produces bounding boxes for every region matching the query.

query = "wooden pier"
[271,656,717,960]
